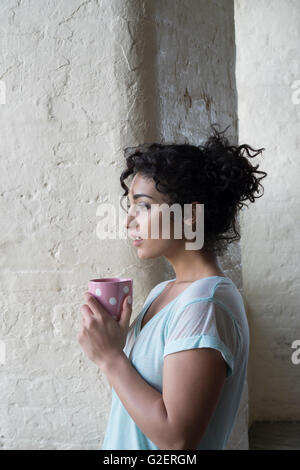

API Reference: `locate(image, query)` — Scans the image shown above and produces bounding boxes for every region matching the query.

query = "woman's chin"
[137,247,150,260]
[137,246,163,260]
[135,244,150,259]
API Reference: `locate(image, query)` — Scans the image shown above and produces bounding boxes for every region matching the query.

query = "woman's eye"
[126,199,150,212]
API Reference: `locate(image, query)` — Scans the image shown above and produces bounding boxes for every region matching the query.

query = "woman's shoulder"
[178,276,236,304]
[174,276,246,336]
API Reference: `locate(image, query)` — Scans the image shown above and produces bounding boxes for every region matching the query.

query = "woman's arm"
[103,346,228,450]
[101,352,184,450]
[162,347,227,449]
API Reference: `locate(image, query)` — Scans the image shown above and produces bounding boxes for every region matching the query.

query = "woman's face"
[123,173,184,260]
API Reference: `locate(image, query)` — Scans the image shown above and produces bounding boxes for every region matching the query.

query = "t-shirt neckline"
[135,276,232,338]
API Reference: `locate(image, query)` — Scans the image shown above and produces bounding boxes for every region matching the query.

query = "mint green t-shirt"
[101,276,249,450]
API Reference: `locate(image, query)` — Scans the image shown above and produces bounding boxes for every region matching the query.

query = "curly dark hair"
[119,124,267,257]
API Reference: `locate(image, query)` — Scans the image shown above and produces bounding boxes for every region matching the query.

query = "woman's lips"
[133,238,143,246]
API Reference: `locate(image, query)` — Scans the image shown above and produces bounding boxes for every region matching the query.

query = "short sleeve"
[164,299,238,378]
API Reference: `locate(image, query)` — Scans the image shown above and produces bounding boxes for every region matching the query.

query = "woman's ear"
[182,201,200,235]
[185,201,200,224]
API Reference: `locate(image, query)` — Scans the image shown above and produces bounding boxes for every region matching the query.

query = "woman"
[79,124,267,450]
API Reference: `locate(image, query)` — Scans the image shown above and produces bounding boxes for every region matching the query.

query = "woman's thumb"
[119,295,132,326]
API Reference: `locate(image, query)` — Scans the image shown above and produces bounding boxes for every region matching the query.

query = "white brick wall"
[235,0,300,423]
[0,0,249,449]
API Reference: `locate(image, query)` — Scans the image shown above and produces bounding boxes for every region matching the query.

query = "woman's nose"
[124,214,135,230]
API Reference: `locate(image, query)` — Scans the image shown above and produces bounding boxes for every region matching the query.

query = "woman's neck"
[165,247,225,283]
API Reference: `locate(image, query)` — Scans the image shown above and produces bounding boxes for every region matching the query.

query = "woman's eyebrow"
[129,193,155,200]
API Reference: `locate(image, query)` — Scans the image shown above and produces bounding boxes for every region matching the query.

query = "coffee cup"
[87,277,133,321]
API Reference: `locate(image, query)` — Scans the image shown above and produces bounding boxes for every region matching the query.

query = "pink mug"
[87,277,133,321]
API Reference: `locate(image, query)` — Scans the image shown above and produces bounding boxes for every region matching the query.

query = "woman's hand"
[77,292,132,371]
